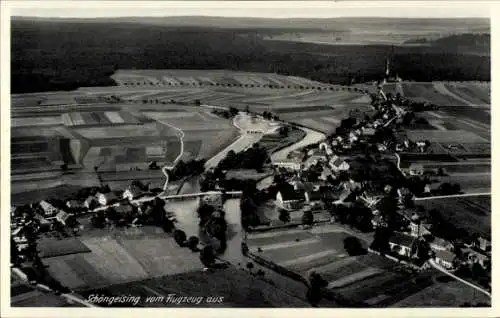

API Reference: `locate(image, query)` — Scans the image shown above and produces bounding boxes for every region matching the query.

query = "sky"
[7,1,492,19]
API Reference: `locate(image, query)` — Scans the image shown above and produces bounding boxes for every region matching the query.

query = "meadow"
[416,195,491,238]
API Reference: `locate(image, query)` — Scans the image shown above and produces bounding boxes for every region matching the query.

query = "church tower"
[410,213,421,237]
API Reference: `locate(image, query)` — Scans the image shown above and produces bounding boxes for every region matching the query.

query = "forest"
[11,19,491,93]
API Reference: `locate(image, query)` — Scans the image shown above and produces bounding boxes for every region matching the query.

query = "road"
[428,259,491,298]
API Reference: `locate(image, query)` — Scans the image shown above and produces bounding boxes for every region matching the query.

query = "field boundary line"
[415,192,490,201]
[428,259,491,298]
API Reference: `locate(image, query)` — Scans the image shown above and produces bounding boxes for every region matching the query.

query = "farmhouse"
[476,236,491,252]
[66,200,85,210]
[461,248,489,268]
[329,156,350,172]
[389,232,416,258]
[276,187,305,210]
[84,196,98,210]
[408,164,424,176]
[434,250,458,270]
[201,194,223,210]
[430,237,453,252]
[33,213,52,232]
[123,185,145,201]
[55,211,77,228]
[39,200,59,217]
[272,160,301,171]
[97,192,119,206]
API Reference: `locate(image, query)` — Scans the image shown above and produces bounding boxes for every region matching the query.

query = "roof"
[39,200,55,210]
[98,192,119,200]
[389,232,415,247]
[431,237,451,248]
[363,128,376,135]
[85,196,96,203]
[435,250,457,263]
[56,210,71,221]
[125,185,144,197]
[278,186,305,202]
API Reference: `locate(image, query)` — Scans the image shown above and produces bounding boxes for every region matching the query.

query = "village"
[10,58,491,307]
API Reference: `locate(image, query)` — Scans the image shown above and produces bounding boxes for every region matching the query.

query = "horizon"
[11,15,491,20]
[6,1,491,19]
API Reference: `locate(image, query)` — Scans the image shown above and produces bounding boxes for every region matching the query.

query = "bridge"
[158,191,243,201]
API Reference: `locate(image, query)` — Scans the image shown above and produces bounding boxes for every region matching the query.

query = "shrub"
[173,229,187,247]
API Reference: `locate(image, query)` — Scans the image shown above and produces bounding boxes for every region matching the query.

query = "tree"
[173,229,187,247]
[370,227,392,254]
[246,262,254,271]
[187,236,200,251]
[307,271,328,306]
[200,245,216,267]
[279,209,290,223]
[302,210,314,226]
[197,203,215,227]
[344,237,367,256]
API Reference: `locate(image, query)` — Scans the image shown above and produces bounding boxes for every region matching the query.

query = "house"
[362,127,376,136]
[329,156,350,172]
[461,248,489,268]
[372,214,388,228]
[276,187,305,210]
[409,164,424,176]
[377,143,387,152]
[33,214,52,232]
[272,160,301,171]
[435,250,458,270]
[123,185,145,201]
[56,211,78,228]
[66,200,85,210]
[359,189,384,208]
[430,237,453,252]
[39,200,59,217]
[97,192,119,206]
[201,194,223,209]
[319,167,334,181]
[84,196,98,210]
[389,232,416,258]
[476,236,491,252]
[349,132,359,143]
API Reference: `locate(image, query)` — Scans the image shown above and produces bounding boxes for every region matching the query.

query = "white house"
[409,164,424,176]
[276,188,305,210]
[389,232,416,258]
[39,200,59,217]
[97,192,119,206]
[122,185,145,201]
[430,237,453,252]
[66,200,85,210]
[272,161,301,171]
[435,250,457,270]
[329,156,350,172]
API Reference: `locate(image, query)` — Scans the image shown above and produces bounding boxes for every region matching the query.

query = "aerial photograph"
[5,1,492,310]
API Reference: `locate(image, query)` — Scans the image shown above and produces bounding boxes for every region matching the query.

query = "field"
[78,266,308,307]
[246,224,485,307]
[416,195,491,238]
[42,229,206,291]
[394,278,491,307]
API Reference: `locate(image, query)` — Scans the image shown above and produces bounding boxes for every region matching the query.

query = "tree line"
[12,20,490,93]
